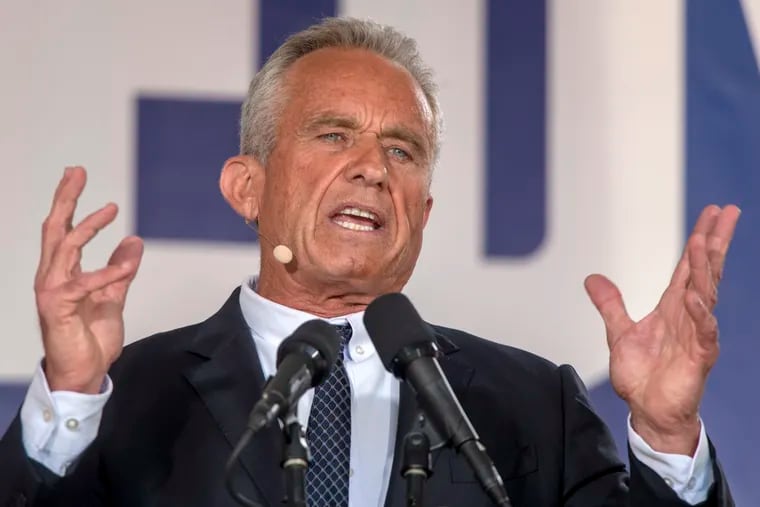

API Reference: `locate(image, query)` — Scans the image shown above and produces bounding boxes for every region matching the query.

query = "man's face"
[256,47,434,294]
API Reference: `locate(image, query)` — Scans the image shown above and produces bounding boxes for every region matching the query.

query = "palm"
[585,205,740,451]
[82,286,129,363]
[609,297,710,426]
[41,295,124,387]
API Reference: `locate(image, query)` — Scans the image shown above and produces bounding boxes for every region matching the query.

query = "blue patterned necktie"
[305,323,353,507]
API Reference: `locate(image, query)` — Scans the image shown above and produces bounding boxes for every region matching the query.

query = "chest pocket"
[449,441,537,483]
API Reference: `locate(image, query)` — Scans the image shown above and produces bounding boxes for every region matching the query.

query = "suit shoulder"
[432,325,567,434]
[110,321,204,378]
[108,288,244,386]
[431,324,559,378]
[124,321,203,356]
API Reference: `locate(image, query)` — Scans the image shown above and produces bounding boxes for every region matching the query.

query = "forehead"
[280,48,432,137]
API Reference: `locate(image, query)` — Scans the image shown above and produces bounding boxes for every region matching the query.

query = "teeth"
[334,219,375,232]
[339,207,378,222]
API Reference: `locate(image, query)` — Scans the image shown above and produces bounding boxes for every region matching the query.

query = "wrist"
[630,413,701,456]
[44,363,105,394]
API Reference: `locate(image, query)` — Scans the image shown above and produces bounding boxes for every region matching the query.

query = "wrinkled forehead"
[280,48,436,154]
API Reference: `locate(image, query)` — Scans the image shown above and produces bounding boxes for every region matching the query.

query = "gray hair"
[239,17,442,167]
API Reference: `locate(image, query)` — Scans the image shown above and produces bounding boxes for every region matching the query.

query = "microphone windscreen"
[363,293,436,371]
[277,320,341,382]
[273,244,294,264]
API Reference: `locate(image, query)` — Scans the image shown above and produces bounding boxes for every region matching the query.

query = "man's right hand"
[34,166,144,394]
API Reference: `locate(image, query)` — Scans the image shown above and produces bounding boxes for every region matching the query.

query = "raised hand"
[584,205,740,455]
[34,166,144,394]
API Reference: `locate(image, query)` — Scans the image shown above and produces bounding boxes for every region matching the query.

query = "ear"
[422,194,434,228]
[220,155,265,221]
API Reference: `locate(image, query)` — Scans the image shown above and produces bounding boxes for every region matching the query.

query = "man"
[0,17,739,507]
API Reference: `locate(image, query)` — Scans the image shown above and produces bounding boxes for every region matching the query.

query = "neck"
[255,258,407,318]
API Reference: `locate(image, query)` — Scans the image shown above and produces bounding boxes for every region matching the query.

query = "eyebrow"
[303,114,360,132]
[381,126,426,157]
[302,112,429,158]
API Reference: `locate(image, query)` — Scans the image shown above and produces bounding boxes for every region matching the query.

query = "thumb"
[584,274,634,349]
[108,235,144,271]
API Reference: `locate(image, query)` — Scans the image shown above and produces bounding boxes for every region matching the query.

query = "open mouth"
[331,206,382,232]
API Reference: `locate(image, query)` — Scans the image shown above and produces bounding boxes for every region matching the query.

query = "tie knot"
[333,323,353,352]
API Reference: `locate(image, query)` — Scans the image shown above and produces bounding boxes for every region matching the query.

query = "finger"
[690,204,721,236]
[686,232,715,310]
[62,262,136,302]
[98,236,145,304]
[683,289,719,358]
[670,205,720,291]
[43,203,119,286]
[38,167,88,275]
[668,247,690,289]
[706,205,741,287]
[584,274,634,348]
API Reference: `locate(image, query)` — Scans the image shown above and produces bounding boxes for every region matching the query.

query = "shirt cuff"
[627,414,714,504]
[20,361,112,476]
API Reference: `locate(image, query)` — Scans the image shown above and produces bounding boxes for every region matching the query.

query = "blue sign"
[485,0,547,256]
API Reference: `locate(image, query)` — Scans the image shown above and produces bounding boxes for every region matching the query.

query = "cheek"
[403,188,431,226]
[270,164,332,229]
[267,159,312,204]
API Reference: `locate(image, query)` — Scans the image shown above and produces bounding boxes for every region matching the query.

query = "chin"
[305,240,413,285]
[310,253,381,282]
[323,257,377,278]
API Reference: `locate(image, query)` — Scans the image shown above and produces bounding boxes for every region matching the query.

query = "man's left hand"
[585,204,740,455]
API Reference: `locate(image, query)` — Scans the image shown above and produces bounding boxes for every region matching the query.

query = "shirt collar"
[238,276,376,363]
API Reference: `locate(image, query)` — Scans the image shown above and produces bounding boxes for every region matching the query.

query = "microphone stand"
[403,408,512,507]
[280,408,310,507]
[402,431,431,506]
[401,411,442,507]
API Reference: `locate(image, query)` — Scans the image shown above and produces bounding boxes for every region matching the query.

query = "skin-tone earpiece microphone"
[272,244,294,264]
[244,217,294,265]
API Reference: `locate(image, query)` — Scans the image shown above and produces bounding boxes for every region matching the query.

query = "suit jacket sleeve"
[558,364,734,507]
[0,415,48,507]
[0,413,106,507]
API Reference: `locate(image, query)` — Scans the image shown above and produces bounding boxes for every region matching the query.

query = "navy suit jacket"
[0,288,734,506]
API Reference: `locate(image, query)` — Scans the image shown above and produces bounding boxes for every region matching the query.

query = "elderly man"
[0,17,738,507]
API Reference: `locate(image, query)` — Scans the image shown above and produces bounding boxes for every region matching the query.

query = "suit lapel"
[183,289,284,507]
[383,329,475,507]
[180,293,485,507]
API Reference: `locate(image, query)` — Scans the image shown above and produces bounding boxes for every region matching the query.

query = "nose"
[344,138,388,189]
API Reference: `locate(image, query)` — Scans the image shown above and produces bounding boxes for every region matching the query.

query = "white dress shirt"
[20,277,713,505]
[237,278,399,507]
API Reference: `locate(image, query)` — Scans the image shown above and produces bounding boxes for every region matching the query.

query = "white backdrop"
[4,1,760,503]
[0,0,689,386]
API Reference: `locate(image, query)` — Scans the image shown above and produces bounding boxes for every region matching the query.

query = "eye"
[388,146,412,161]
[319,132,345,143]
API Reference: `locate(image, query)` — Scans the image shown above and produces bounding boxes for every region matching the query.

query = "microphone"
[247,319,340,433]
[244,218,295,264]
[273,244,294,264]
[364,293,512,507]
[226,320,339,507]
